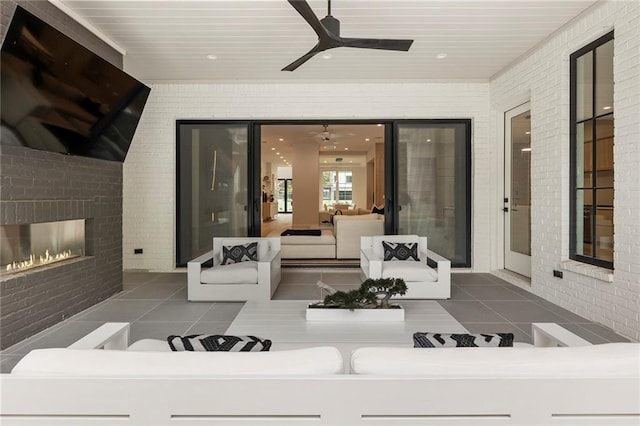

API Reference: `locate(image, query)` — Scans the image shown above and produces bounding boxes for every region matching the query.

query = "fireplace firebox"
[1,219,85,276]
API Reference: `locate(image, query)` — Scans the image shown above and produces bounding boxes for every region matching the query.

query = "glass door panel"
[176,122,249,266]
[504,103,531,277]
[395,122,471,267]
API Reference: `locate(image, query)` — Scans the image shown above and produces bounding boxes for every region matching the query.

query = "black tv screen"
[1,6,150,162]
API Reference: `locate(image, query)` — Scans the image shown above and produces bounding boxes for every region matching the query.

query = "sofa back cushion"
[350,344,640,378]
[12,346,344,376]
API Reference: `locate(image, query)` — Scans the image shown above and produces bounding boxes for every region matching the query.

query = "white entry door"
[504,103,532,277]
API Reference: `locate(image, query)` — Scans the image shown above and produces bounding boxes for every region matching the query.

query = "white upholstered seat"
[187,237,281,301]
[360,235,451,299]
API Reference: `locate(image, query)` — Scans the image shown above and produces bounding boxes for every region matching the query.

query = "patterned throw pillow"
[167,334,272,352]
[221,242,258,265]
[382,241,419,261]
[413,332,514,348]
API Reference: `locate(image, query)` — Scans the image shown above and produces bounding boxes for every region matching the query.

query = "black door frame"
[178,118,472,267]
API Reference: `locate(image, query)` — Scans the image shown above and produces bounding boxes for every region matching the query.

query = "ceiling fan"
[310,124,353,142]
[283,0,414,71]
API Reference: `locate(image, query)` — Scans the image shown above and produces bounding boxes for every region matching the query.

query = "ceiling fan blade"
[340,37,414,51]
[287,0,327,38]
[282,47,322,71]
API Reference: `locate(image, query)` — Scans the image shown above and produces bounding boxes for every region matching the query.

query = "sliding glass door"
[176,122,250,266]
[393,121,471,267]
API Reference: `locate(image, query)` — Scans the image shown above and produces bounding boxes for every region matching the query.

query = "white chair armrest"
[67,323,130,350]
[260,248,280,264]
[188,250,215,267]
[361,248,382,279]
[425,249,451,279]
[532,323,593,347]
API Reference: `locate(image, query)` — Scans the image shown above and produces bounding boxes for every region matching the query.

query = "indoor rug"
[226,300,468,346]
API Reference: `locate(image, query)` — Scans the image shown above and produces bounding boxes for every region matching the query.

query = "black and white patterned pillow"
[167,334,271,352]
[413,332,514,348]
[382,241,419,261]
[221,242,258,265]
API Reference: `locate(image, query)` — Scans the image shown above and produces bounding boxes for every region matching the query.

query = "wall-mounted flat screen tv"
[1,6,150,162]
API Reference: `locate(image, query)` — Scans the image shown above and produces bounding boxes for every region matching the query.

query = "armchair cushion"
[381,261,438,282]
[201,261,258,284]
[222,242,258,265]
[382,241,419,261]
[413,332,515,348]
[168,335,271,352]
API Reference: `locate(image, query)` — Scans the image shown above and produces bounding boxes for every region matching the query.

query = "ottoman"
[270,229,336,259]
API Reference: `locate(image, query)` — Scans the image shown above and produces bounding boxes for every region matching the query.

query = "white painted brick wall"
[123,83,490,272]
[490,0,640,341]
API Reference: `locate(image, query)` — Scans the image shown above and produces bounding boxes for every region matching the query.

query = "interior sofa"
[275,213,383,260]
[2,322,638,425]
[319,206,374,224]
[333,213,384,259]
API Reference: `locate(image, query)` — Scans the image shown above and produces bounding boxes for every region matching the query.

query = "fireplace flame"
[3,249,76,274]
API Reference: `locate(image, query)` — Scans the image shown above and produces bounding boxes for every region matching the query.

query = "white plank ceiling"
[59,0,598,81]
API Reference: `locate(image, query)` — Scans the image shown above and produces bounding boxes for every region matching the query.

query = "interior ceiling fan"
[310,124,353,142]
[283,0,414,72]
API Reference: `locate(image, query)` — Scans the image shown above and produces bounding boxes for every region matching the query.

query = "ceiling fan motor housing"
[321,15,340,36]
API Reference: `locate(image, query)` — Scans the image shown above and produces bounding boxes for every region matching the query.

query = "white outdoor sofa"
[1,322,639,425]
[187,237,281,301]
[361,235,451,299]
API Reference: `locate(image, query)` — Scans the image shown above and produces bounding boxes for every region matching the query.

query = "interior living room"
[1,0,639,423]
[259,122,387,263]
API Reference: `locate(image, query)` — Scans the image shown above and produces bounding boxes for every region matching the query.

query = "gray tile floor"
[0,270,629,373]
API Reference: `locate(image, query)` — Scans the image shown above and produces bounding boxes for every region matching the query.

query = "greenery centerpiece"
[309,278,407,311]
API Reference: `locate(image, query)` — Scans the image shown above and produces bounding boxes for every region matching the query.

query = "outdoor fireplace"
[1,219,85,276]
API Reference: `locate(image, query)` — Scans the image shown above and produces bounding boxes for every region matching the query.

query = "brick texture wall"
[0,1,124,349]
[490,0,640,341]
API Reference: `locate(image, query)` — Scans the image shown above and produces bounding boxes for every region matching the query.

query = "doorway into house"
[259,122,384,238]
[277,179,293,213]
[504,103,532,278]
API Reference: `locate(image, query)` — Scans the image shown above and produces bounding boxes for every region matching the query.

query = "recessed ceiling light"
[525,131,531,135]
[206,54,217,60]
[323,160,327,163]
[521,147,532,152]
[349,161,353,163]
[280,156,284,159]
[376,124,382,127]
[436,53,447,59]
[426,139,431,142]
[322,53,332,59]
[344,147,349,150]
[365,138,370,141]
[271,147,275,151]
[276,152,280,155]
[603,106,611,110]
[279,138,284,141]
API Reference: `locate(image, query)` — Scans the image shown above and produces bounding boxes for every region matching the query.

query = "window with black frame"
[570,32,614,269]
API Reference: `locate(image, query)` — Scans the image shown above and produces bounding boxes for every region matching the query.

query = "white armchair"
[187,237,281,302]
[360,235,450,299]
